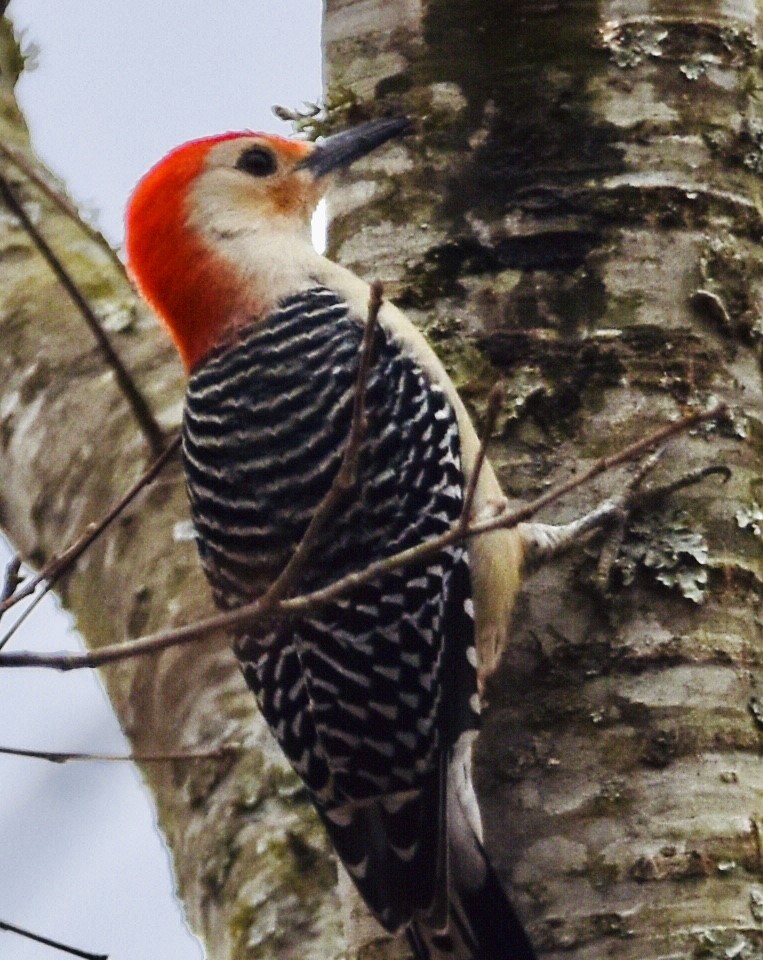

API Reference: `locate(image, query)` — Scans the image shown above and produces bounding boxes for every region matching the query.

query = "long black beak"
[298,117,412,178]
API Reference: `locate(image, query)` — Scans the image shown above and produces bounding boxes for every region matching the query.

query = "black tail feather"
[453,843,537,960]
[408,838,538,960]
[409,783,538,960]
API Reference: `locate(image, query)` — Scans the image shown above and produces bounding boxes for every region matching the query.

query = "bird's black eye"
[236,146,277,177]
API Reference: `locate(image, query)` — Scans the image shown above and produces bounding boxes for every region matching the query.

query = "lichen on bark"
[0,0,762,955]
[0,14,343,960]
[324,0,763,957]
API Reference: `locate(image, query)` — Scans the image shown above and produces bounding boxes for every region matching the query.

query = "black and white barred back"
[183,288,535,959]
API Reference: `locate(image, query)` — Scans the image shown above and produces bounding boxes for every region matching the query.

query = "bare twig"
[627,443,667,492]
[260,280,383,607]
[460,382,504,529]
[0,141,127,276]
[0,402,727,673]
[0,743,240,765]
[0,435,180,622]
[342,279,384,484]
[0,589,45,652]
[0,919,107,960]
[0,554,22,628]
[0,173,165,457]
[0,555,21,609]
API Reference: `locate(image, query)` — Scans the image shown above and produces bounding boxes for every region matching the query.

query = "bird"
[125,116,536,960]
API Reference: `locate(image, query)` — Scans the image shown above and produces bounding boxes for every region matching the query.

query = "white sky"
[12,1,323,246]
[1,3,322,958]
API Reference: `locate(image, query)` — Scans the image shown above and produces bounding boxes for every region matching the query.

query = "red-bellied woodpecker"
[126,118,535,960]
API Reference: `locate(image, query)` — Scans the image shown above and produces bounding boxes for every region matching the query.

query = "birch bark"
[323,0,763,957]
[0,16,342,960]
[0,2,761,958]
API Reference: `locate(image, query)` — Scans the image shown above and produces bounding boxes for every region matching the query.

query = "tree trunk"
[324,0,763,958]
[0,17,342,960]
[1,1,762,958]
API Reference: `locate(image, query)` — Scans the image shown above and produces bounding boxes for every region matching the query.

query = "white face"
[187,136,325,242]
[184,135,331,315]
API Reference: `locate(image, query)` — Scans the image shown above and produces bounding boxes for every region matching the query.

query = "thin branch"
[626,443,667,492]
[0,555,21,615]
[0,141,127,276]
[0,554,22,627]
[0,435,180,622]
[342,279,384,486]
[260,280,383,607]
[460,381,504,529]
[0,919,107,960]
[0,172,165,457]
[0,743,240,765]
[0,401,727,673]
[0,588,45,652]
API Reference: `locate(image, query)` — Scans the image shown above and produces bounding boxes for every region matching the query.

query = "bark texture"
[323,0,763,958]
[1,2,762,958]
[0,18,342,960]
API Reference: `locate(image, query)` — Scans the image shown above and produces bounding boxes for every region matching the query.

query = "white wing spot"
[369,701,398,721]
[292,749,310,775]
[395,731,418,751]
[337,699,369,722]
[364,737,395,757]
[346,856,369,879]
[324,805,354,827]
[391,842,418,862]
[381,790,419,814]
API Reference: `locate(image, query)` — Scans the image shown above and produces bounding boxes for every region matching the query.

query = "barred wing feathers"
[182,287,535,958]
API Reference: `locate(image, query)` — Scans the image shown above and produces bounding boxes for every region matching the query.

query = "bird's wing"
[183,286,480,932]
